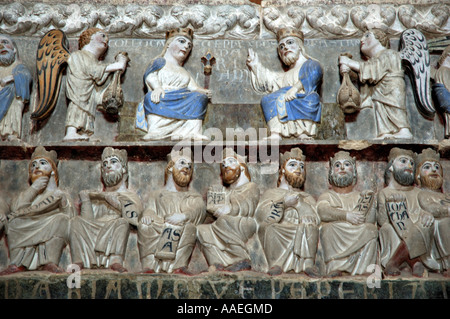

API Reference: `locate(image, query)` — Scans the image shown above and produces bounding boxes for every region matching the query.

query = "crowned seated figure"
[136,28,211,141]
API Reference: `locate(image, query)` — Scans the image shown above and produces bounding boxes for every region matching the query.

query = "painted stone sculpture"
[247,28,323,140]
[197,148,260,272]
[33,28,129,141]
[0,34,32,141]
[316,151,378,277]
[431,45,450,139]
[339,29,434,140]
[70,147,142,273]
[137,147,206,274]
[415,148,450,277]
[135,27,212,141]
[0,146,74,275]
[377,147,435,277]
[255,148,321,277]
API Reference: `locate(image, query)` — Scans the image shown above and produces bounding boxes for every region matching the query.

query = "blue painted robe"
[260,59,322,123]
[432,83,450,113]
[142,57,208,120]
[0,63,32,122]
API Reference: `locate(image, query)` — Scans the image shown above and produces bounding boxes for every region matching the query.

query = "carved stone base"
[0,271,448,299]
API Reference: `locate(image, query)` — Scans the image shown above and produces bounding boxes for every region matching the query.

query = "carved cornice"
[0,2,448,39]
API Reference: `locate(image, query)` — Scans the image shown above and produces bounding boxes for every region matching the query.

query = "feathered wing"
[31,29,70,121]
[399,28,435,119]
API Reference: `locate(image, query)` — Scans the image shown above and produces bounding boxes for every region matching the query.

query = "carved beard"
[330,171,354,188]
[30,169,52,184]
[284,169,305,189]
[221,165,241,185]
[0,49,15,67]
[281,50,300,66]
[102,169,123,187]
[173,167,192,188]
[393,167,414,186]
[420,174,443,191]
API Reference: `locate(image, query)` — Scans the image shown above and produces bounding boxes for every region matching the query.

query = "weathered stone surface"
[0,271,448,299]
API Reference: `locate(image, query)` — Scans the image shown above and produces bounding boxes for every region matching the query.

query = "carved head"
[278,148,306,188]
[415,148,443,191]
[28,146,59,186]
[361,29,389,57]
[161,28,194,64]
[385,147,415,186]
[165,147,193,187]
[277,28,305,67]
[0,34,17,66]
[79,27,107,50]
[220,148,250,186]
[101,147,128,188]
[328,151,357,188]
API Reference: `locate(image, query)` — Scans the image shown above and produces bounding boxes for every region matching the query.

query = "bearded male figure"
[247,28,323,140]
[317,151,378,277]
[137,148,206,274]
[70,147,142,273]
[377,147,435,277]
[415,148,450,277]
[255,148,320,277]
[197,148,260,272]
[0,146,74,275]
[0,34,32,141]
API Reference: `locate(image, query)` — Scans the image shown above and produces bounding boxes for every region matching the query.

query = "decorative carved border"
[0,3,449,40]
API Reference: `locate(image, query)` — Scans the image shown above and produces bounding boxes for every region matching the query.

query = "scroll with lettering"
[155,223,185,260]
[8,193,63,221]
[385,194,413,237]
[355,190,374,216]
[206,186,227,212]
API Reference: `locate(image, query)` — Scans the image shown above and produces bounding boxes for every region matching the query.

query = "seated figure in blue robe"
[247,28,323,140]
[136,28,211,141]
[0,34,32,141]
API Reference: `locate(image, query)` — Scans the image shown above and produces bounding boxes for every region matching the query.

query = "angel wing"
[399,28,435,119]
[31,29,70,121]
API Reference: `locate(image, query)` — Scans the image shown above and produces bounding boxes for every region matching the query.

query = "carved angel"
[32,29,129,142]
[263,6,305,36]
[339,28,433,140]
[1,3,31,35]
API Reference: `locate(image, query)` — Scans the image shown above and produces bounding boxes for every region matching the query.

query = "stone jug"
[337,53,360,114]
[102,52,130,115]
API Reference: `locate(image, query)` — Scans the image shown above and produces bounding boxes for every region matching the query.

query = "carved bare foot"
[141,133,164,141]
[191,133,210,141]
[63,132,89,141]
[224,259,252,272]
[304,266,321,278]
[141,268,155,274]
[384,265,401,277]
[392,128,413,140]
[110,263,128,273]
[41,263,65,273]
[297,133,313,140]
[268,266,283,276]
[412,262,425,277]
[374,133,393,140]
[328,270,343,277]
[172,267,193,276]
[263,132,281,141]
[0,264,27,276]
